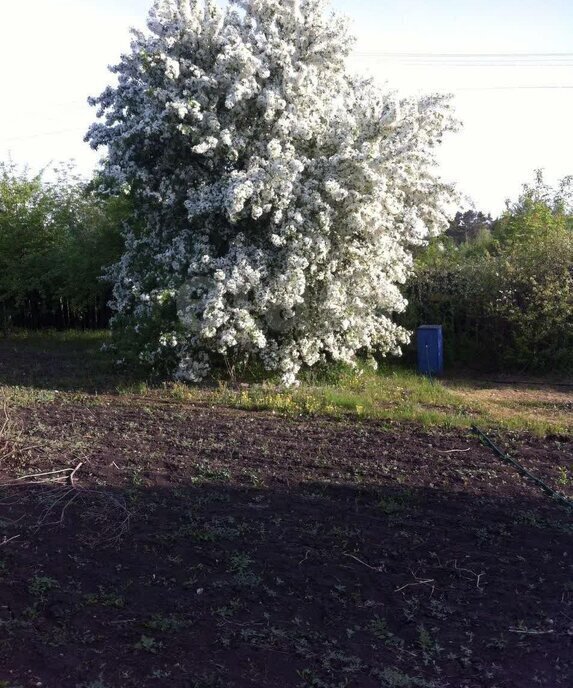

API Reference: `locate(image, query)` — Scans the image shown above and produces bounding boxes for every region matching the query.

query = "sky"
[1,0,572,214]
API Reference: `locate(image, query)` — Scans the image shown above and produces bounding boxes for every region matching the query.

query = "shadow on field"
[0,334,144,394]
[0,477,571,688]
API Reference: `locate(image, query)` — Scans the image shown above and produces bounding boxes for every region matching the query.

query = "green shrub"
[0,162,129,331]
[405,172,573,372]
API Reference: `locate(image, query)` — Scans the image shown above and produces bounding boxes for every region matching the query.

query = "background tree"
[406,171,573,372]
[445,209,492,245]
[0,162,127,331]
[87,0,458,384]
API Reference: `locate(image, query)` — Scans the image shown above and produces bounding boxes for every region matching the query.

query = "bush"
[406,173,573,372]
[0,162,128,331]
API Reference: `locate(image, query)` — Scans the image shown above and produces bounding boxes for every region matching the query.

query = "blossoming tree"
[87,0,458,385]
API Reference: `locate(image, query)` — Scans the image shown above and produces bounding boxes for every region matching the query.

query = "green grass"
[4,329,110,346]
[0,330,571,436]
[179,362,569,436]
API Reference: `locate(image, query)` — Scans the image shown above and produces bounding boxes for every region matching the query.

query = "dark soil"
[0,397,571,688]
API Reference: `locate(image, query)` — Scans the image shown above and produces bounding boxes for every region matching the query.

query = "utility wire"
[353,52,573,67]
[354,52,573,58]
[354,52,573,56]
[0,127,86,145]
[450,85,573,91]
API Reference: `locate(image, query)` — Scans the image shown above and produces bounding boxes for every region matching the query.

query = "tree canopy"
[87,0,458,383]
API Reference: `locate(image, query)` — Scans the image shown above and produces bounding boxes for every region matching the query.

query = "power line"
[352,52,573,67]
[9,101,89,120]
[354,52,573,57]
[451,85,573,91]
[374,63,573,68]
[0,127,86,145]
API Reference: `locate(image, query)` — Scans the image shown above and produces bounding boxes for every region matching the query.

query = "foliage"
[87,0,458,385]
[406,171,573,371]
[444,209,492,245]
[3,328,571,435]
[0,162,128,330]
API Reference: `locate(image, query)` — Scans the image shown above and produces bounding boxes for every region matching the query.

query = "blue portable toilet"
[417,325,444,376]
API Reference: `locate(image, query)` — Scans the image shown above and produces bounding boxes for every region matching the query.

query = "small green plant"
[84,587,125,609]
[134,634,161,653]
[216,598,242,620]
[369,615,391,640]
[150,669,172,679]
[374,667,438,687]
[428,598,452,620]
[144,614,185,632]
[368,615,406,653]
[117,381,149,396]
[227,551,261,588]
[130,469,145,487]
[193,462,232,483]
[514,510,543,528]
[244,470,264,487]
[557,465,571,487]
[378,491,412,515]
[28,575,59,599]
[402,595,420,622]
[228,552,254,575]
[487,634,508,650]
[78,676,111,688]
[417,624,443,665]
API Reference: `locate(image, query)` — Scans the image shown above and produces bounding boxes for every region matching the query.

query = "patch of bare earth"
[0,400,571,688]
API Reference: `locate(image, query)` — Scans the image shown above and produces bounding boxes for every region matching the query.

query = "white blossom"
[87,0,458,385]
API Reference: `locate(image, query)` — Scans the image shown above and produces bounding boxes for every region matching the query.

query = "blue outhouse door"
[417,325,444,376]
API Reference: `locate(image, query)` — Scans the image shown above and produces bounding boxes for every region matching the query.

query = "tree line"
[404,172,573,372]
[0,162,129,331]
[0,161,571,373]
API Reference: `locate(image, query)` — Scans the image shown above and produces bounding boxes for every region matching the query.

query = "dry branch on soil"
[395,572,436,593]
[0,400,16,460]
[1,453,132,544]
[2,462,84,487]
[0,400,41,462]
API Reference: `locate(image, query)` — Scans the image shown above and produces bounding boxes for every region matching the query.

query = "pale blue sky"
[334,0,573,52]
[1,0,572,213]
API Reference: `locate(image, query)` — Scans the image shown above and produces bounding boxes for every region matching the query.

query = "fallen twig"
[436,448,470,454]
[343,553,385,573]
[3,462,84,488]
[79,488,132,543]
[450,559,486,590]
[1,465,132,546]
[0,401,24,462]
[69,462,83,486]
[0,401,10,437]
[508,627,554,635]
[395,578,435,593]
[16,468,73,481]
[0,535,20,547]
[36,487,77,528]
